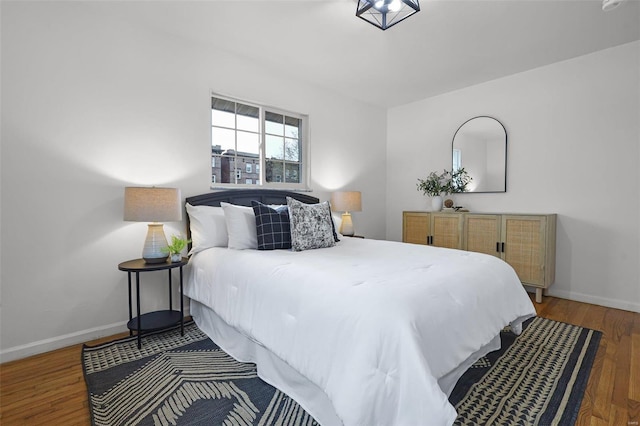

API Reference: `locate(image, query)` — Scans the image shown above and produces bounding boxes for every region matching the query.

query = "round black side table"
[118,258,188,349]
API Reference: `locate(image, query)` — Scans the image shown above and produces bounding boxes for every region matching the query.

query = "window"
[211,94,308,188]
[453,149,461,171]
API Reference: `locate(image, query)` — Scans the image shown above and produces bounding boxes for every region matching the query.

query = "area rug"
[82,317,600,426]
[449,316,601,425]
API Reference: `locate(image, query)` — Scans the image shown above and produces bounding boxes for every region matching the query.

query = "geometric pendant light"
[356,0,420,30]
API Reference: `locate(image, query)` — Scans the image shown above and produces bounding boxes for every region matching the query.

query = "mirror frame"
[452,116,507,193]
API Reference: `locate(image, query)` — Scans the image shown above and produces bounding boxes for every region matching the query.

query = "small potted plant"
[417,168,472,211]
[162,234,191,262]
[417,170,450,211]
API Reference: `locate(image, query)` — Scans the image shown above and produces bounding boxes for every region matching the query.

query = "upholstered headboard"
[184,190,320,246]
[185,189,318,208]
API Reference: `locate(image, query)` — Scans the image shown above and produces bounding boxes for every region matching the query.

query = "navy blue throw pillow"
[251,201,292,250]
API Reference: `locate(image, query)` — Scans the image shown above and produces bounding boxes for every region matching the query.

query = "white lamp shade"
[330,191,362,213]
[124,187,182,222]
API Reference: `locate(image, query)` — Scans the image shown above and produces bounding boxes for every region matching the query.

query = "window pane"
[211,98,236,128]
[285,116,301,139]
[284,138,300,162]
[211,154,221,184]
[285,163,300,183]
[220,152,236,184]
[212,97,235,113]
[265,112,284,135]
[266,160,283,183]
[211,110,235,129]
[212,127,235,151]
[265,134,284,160]
[245,158,260,185]
[237,104,259,132]
[237,131,259,155]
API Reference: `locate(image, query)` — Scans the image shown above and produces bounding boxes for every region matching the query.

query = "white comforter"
[185,237,536,426]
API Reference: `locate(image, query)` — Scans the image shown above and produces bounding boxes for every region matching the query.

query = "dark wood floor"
[1,296,638,425]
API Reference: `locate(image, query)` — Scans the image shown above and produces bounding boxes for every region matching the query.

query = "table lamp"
[330,191,362,236]
[124,187,182,263]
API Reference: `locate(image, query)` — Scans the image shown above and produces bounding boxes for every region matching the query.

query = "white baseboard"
[523,285,640,313]
[0,321,128,364]
[0,307,192,364]
[546,288,640,313]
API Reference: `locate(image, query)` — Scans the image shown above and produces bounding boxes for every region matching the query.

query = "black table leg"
[136,271,141,349]
[168,269,173,311]
[127,272,133,337]
[179,265,184,335]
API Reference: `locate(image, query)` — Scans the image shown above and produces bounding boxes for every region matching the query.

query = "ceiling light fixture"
[602,0,625,11]
[356,0,420,30]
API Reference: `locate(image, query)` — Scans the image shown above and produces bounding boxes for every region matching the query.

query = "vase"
[170,253,182,262]
[431,195,443,212]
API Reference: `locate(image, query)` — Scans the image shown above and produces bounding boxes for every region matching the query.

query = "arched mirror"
[452,116,507,193]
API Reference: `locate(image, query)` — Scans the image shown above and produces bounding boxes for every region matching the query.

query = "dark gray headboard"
[185,189,318,208]
[184,189,319,244]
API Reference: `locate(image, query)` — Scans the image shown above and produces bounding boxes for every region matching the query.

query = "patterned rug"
[449,317,601,425]
[82,317,600,426]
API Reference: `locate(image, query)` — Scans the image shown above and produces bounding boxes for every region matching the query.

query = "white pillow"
[332,212,344,239]
[185,203,228,254]
[221,202,258,250]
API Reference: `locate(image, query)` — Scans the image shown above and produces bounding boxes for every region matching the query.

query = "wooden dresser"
[402,211,556,303]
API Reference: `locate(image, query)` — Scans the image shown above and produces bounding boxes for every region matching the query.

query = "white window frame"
[210,93,310,190]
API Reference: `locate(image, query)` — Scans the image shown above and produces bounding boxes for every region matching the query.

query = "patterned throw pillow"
[287,197,336,252]
[251,201,291,250]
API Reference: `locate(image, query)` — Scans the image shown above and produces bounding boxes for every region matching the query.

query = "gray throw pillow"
[287,197,336,252]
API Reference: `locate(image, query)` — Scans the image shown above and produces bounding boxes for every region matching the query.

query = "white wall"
[0,2,387,361]
[387,41,640,313]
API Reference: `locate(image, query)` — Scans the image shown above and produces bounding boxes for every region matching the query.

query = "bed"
[183,189,536,426]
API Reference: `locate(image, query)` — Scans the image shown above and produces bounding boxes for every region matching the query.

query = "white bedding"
[185,237,536,426]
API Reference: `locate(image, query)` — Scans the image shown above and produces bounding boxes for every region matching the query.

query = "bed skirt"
[190,299,501,425]
[191,300,343,425]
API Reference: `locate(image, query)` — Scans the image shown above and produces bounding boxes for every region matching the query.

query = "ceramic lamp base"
[339,212,355,236]
[142,223,169,264]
